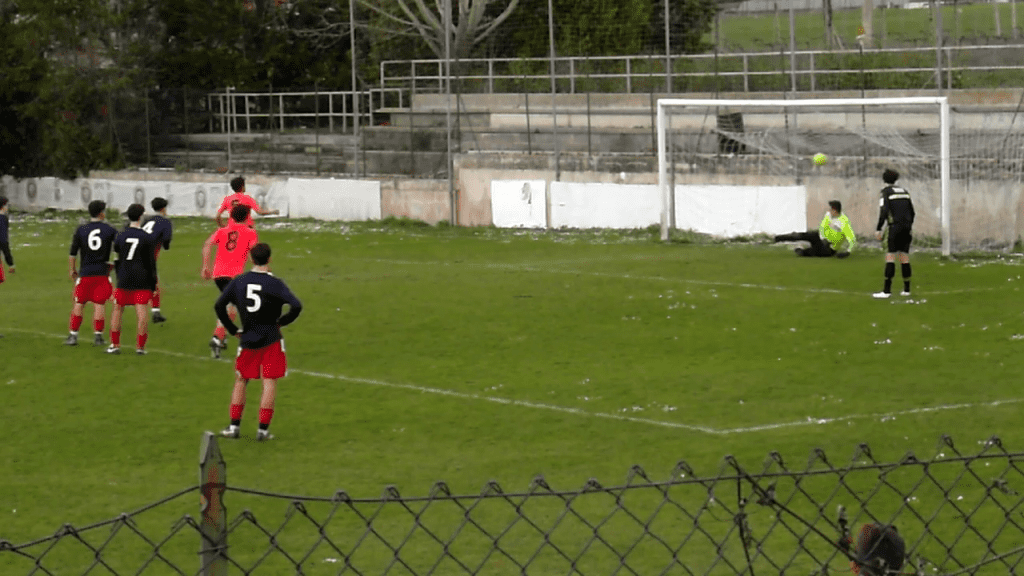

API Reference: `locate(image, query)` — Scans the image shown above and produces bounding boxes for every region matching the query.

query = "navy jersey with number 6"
[70,221,117,277]
[113,227,158,290]
[214,270,302,349]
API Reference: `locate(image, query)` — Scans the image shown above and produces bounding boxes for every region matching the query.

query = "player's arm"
[842,218,857,253]
[215,198,231,228]
[68,234,81,280]
[163,223,172,250]
[214,283,241,336]
[875,193,890,240]
[255,206,279,216]
[818,213,829,238]
[201,233,217,279]
[0,239,13,270]
[276,285,303,328]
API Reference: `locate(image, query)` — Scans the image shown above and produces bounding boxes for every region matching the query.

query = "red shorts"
[235,340,288,380]
[74,276,113,304]
[114,288,154,306]
[0,263,5,285]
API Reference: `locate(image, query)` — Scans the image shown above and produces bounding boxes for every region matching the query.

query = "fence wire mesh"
[2,435,1023,576]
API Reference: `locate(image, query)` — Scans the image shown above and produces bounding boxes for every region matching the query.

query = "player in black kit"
[143,197,173,323]
[873,168,916,299]
[108,204,158,355]
[65,200,118,347]
[215,243,302,441]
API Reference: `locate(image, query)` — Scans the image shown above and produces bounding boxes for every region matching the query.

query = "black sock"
[231,419,241,427]
[902,263,911,292]
[258,422,269,431]
[883,262,895,293]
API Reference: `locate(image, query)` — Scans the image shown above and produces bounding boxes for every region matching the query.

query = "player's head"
[852,524,905,576]
[883,168,899,184]
[0,196,8,212]
[230,176,245,193]
[250,242,271,266]
[126,203,145,223]
[87,200,106,219]
[151,197,168,213]
[230,203,251,223]
[829,200,842,214]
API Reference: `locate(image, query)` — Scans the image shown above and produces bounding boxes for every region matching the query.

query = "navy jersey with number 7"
[214,270,302,349]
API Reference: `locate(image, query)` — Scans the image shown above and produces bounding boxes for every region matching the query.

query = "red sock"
[230,404,244,420]
[152,288,161,308]
[111,330,121,346]
[258,408,274,426]
[214,325,226,340]
[137,333,148,350]
[93,319,104,333]
[70,315,83,332]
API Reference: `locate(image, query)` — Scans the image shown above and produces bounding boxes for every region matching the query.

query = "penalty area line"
[9,328,1023,435]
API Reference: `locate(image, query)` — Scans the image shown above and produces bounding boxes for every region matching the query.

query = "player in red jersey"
[215,176,279,228]
[202,203,259,358]
[108,203,158,355]
[143,197,173,323]
[215,242,302,441]
[65,200,117,347]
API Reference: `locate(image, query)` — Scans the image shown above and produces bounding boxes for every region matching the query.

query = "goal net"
[656,96,1024,255]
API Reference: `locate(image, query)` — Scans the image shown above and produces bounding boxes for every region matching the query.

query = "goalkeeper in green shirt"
[773,200,857,258]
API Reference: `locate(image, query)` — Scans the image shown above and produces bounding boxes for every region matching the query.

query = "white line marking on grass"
[9,328,1022,435]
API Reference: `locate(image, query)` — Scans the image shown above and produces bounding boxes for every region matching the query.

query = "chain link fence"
[2,434,1022,575]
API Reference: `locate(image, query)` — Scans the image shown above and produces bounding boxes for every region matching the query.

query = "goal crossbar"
[656,97,951,255]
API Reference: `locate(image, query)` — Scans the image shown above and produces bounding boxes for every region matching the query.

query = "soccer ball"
[812,153,828,166]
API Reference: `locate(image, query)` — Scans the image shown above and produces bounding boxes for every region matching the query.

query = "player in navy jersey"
[143,197,173,323]
[215,243,302,441]
[873,168,916,299]
[65,200,118,347]
[107,204,158,355]
[0,197,14,338]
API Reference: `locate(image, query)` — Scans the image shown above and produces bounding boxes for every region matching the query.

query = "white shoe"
[900,291,911,297]
[257,429,275,442]
[872,292,891,299]
[221,425,239,439]
[105,345,121,354]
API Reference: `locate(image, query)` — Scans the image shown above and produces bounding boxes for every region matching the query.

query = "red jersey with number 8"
[207,222,259,278]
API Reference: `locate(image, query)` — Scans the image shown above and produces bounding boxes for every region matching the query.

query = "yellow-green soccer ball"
[813,153,828,166]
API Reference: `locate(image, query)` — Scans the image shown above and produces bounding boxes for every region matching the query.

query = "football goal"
[656,96,1024,255]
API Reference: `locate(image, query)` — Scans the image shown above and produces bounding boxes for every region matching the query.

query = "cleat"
[93,333,105,347]
[136,348,147,355]
[256,430,274,442]
[105,345,121,355]
[872,291,891,299]
[900,291,911,297]
[793,248,805,256]
[210,337,222,359]
[152,311,167,323]
[221,425,239,439]
[63,334,78,346]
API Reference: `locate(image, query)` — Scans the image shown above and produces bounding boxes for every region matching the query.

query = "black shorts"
[215,277,232,292]
[886,229,912,253]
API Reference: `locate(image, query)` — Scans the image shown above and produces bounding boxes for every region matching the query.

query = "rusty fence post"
[199,431,228,576]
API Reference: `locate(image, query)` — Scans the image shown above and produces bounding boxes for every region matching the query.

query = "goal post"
[657,97,963,254]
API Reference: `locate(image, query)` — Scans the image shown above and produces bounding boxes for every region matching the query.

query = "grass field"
[2,212,1024,573]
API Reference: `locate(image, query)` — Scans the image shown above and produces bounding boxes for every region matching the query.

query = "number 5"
[246,284,262,312]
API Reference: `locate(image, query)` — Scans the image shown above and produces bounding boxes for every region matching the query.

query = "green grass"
[2,213,1024,574]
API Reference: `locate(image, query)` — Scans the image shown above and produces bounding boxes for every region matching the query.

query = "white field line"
[8,328,1022,436]
[334,256,999,296]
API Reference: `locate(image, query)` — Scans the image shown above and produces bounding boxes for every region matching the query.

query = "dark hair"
[0,196,8,210]
[854,524,905,576]
[230,176,245,193]
[126,203,145,222]
[250,242,271,265]
[829,200,842,213]
[230,203,251,223]
[883,168,899,184]
[88,200,107,218]
[151,197,168,212]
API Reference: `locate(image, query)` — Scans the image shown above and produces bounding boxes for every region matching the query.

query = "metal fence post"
[199,431,228,576]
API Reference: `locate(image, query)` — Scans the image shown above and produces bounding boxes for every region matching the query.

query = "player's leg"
[134,300,149,354]
[66,301,85,346]
[873,253,897,299]
[108,291,125,354]
[151,279,166,323]
[255,340,287,441]
[774,230,815,243]
[92,302,107,346]
[899,252,911,295]
[806,234,835,257]
[211,277,231,358]
[221,373,249,439]
[256,378,278,441]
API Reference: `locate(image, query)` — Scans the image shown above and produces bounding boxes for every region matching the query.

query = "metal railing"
[380,44,1024,95]
[2,434,1024,575]
[205,88,405,134]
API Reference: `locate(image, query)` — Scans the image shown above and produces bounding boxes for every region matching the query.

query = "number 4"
[245,284,262,312]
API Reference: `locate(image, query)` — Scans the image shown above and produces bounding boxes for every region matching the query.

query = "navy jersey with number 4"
[70,221,117,277]
[113,226,158,290]
[214,271,302,350]
[142,215,173,252]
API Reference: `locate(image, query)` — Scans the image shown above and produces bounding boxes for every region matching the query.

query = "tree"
[648,0,718,55]
[359,0,520,60]
[497,0,653,58]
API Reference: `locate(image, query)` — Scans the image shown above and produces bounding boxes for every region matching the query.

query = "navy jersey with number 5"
[113,227,158,290]
[70,221,118,277]
[214,270,302,349]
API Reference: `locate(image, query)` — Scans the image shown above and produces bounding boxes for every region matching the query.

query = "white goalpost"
[655,97,975,253]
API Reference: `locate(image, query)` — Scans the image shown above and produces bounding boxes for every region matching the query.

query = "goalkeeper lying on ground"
[773,200,857,258]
